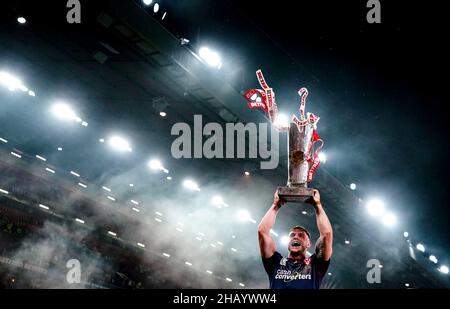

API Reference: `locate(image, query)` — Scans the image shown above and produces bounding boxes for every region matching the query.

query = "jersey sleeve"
[312,254,330,277]
[262,251,282,276]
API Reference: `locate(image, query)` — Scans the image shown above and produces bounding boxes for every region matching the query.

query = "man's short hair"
[290,225,311,240]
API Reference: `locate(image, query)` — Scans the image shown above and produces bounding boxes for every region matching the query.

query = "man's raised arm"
[257,190,285,258]
[309,189,333,261]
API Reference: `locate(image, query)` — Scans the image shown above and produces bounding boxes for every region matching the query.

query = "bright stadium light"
[318,152,327,163]
[39,204,49,210]
[350,183,357,190]
[212,195,228,208]
[439,265,449,274]
[403,231,409,238]
[199,47,222,69]
[366,199,386,217]
[429,255,438,264]
[382,212,397,227]
[0,71,25,91]
[17,17,27,24]
[153,3,160,13]
[244,171,250,176]
[416,243,425,253]
[237,209,256,223]
[148,159,168,173]
[52,103,79,121]
[109,136,132,152]
[142,0,152,5]
[281,235,290,246]
[183,179,200,191]
[273,113,289,129]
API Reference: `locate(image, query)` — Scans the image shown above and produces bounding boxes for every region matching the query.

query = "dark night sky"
[159,0,449,255]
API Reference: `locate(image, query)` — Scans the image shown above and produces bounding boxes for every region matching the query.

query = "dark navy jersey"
[262,251,330,289]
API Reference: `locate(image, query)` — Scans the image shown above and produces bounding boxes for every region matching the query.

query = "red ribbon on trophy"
[243,69,324,182]
[243,69,279,123]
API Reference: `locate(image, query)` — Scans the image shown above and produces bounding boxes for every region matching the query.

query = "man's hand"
[306,189,321,209]
[273,190,286,208]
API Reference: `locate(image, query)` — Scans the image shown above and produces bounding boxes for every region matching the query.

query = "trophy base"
[277,186,314,203]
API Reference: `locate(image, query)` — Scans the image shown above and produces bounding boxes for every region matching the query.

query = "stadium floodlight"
[212,195,228,208]
[0,71,24,91]
[36,155,47,162]
[244,171,250,176]
[39,204,49,210]
[11,151,22,158]
[273,113,289,130]
[109,136,132,152]
[149,159,168,173]
[382,212,397,227]
[366,199,386,217]
[350,183,357,190]
[416,243,425,253]
[318,152,327,163]
[142,0,152,5]
[281,235,290,246]
[403,231,409,238]
[17,17,27,24]
[237,209,256,223]
[153,3,160,13]
[199,47,222,69]
[429,255,438,264]
[52,103,78,121]
[0,188,9,195]
[183,179,200,191]
[438,265,449,274]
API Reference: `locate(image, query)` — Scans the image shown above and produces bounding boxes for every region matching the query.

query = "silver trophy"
[277,123,314,202]
[244,70,323,203]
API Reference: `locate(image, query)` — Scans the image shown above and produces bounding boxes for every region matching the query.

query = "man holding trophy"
[243,70,333,289]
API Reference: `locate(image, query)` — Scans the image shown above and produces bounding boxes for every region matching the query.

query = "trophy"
[243,70,323,203]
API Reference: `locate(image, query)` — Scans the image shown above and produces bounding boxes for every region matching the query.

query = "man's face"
[288,229,310,254]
